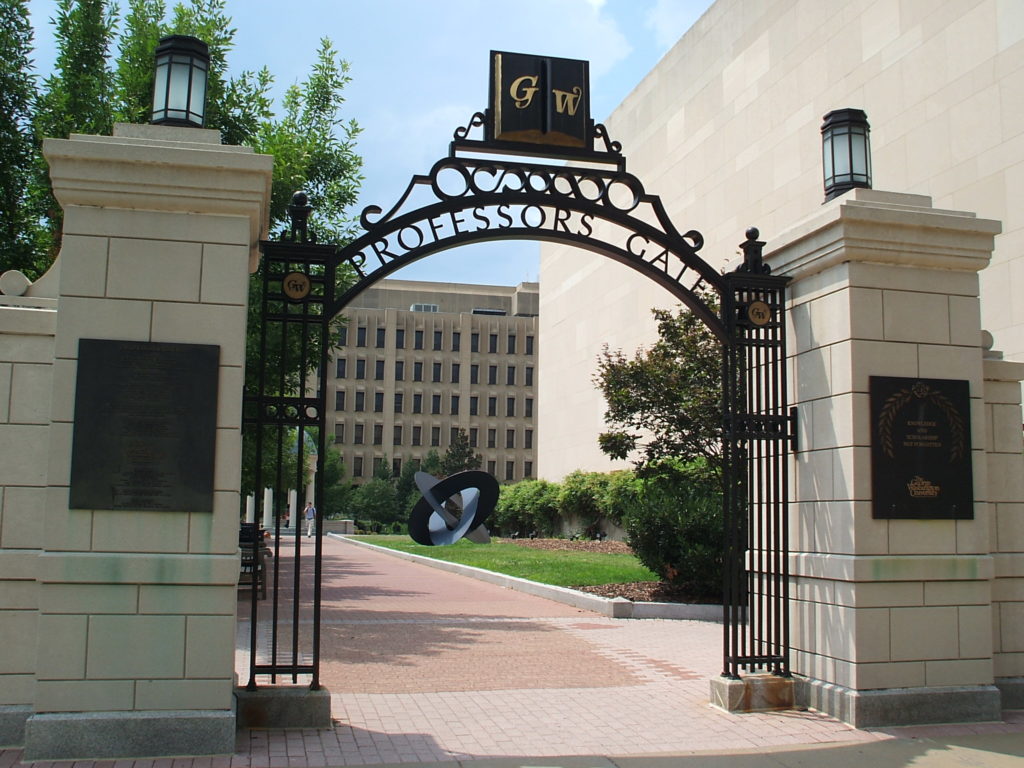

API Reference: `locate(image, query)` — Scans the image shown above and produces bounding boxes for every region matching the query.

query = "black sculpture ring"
[408,470,499,546]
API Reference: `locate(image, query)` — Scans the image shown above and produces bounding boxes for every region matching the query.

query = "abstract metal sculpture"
[408,470,499,546]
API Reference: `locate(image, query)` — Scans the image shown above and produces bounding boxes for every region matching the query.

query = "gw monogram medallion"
[489,51,590,147]
[869,376,973,519]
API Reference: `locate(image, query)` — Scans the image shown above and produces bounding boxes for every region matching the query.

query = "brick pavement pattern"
[5,534,1023,767]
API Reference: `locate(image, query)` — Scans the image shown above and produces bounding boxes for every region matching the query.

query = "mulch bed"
[502,537,712,604]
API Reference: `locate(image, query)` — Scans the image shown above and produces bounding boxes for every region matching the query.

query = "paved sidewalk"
[4,534,1023,767]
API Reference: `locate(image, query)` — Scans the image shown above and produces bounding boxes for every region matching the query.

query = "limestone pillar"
[768,189,1003,726]
[23,124,272,759]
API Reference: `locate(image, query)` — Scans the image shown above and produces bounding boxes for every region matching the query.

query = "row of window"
[334,423,534,450]
[335,359,534,386]
[340,326,535,355]
[334,390,534,418]
[350,455,533,482]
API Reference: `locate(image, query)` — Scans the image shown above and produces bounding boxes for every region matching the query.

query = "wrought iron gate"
[241,51,793,690]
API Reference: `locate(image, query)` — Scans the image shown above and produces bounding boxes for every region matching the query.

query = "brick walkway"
[5,534,1023,767]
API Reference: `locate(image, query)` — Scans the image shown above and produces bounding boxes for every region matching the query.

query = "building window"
[353,455,363,477]
[432,362,442,382]
[431,426,441,446]
[525,366,534,386]
[505,461,514,481]
[354,391,365,412]
[336,358,347,378]
[506,366,515,386]
[335,390,346,410]
[469,427,478,447]
[488,365,497,385]
[393,457,402,476]
[414,329,424,349]
[471,332,480,352]
[451,395,460,414]
[452,331,461,351]
[413,393,423,413]
[487,397,497,416]
[432,394,441,414]
[451,363,460,383]
[524,460,533,478]
[373,424,383,445]
[357,327,367,347]
[393,425,402,446]
[506,397,515,417]
[412,425,422,446]
[487,428,496,448]
[373,392,384,412]
[375,327,386,348]
[394,392,404,413]
[433,330,443,350]
[374,456,387,475]
[450,426,459,444]
[469,396,478,416]
[411,303,438,313]
[525,397,533,418]
[338,326,348,346]
[470,364,479,384]
[526,335,534,355]
[507,334,516,354]
[374,359,385,380]
[525,429,533,449]
[489,333,498,353]
[395,328,405,349]
[395,360,405,381]
[354,423,364,444]
[487,459,496,475]
[355,359,366,379]
[506,429,515,449]
[413,361,423,381]
[334,423,345,443]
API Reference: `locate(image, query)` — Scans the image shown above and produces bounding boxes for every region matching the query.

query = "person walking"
[304,501,316,538]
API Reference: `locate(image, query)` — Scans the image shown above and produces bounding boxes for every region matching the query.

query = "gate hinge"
[789,407,799,452]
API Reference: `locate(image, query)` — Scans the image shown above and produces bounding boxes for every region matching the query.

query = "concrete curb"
[329,534,722,622]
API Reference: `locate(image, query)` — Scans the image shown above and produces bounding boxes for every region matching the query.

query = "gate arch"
[244,105,793,693]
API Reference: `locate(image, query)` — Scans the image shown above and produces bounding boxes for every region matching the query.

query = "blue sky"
[26,0,714,285]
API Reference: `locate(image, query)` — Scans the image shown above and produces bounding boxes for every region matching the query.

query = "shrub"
[557,470,612,537]
[623,465,723,601]
[495,479,559,537]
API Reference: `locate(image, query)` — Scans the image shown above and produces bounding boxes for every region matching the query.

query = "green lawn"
[352,535,658,587]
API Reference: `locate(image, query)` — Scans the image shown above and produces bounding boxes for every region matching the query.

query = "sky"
[25,0,715,286]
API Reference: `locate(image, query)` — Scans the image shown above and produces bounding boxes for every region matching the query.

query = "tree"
[420,449,442,478]
[440,428,482,477]
[0,0,41,275]
[593,290,723,478]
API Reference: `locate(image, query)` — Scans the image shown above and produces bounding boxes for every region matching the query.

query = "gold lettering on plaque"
[282,271,311,300]
[747,300,772,326]
[551,86,583,116]
[907,476,941,498]
[509,75,540,109]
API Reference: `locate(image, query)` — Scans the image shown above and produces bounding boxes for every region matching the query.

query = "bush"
[494,479,560,537]
[557,470,612,537]
[623,466,723,601]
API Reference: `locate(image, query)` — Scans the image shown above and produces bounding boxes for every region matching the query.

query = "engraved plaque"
[870,376,973,519]
[490,51,590,147]
[69,339,219,512]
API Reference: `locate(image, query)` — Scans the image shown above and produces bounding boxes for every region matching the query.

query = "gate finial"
[738,227,769,274]
[286,191,315,243]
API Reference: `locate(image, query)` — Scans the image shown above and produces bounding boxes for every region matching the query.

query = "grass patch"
[354,535,658,587]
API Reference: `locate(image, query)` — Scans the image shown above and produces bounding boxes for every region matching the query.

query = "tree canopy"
[593,290,723,478]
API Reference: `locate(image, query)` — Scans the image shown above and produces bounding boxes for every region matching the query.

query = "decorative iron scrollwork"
[453,111,487,141]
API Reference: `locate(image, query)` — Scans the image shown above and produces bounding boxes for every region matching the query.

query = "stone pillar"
[245,493,256,524]
[983,348,1024,707]
[287,489,297,532]
[262,487,273,530]
[23,124,271,759]
[768,189,1003,726]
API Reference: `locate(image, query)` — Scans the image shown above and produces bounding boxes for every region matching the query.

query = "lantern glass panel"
[833,131,851,177]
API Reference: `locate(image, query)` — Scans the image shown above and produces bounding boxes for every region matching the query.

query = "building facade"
[539,0,1024,481]
[328,280,538,489]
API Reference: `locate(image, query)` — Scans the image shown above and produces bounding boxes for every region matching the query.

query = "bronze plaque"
[870,376,973,519]
[69,339,219,512]
[490,51,590,147]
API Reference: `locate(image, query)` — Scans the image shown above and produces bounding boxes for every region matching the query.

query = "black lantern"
[821,108,872,202]
[151,35,209,128]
